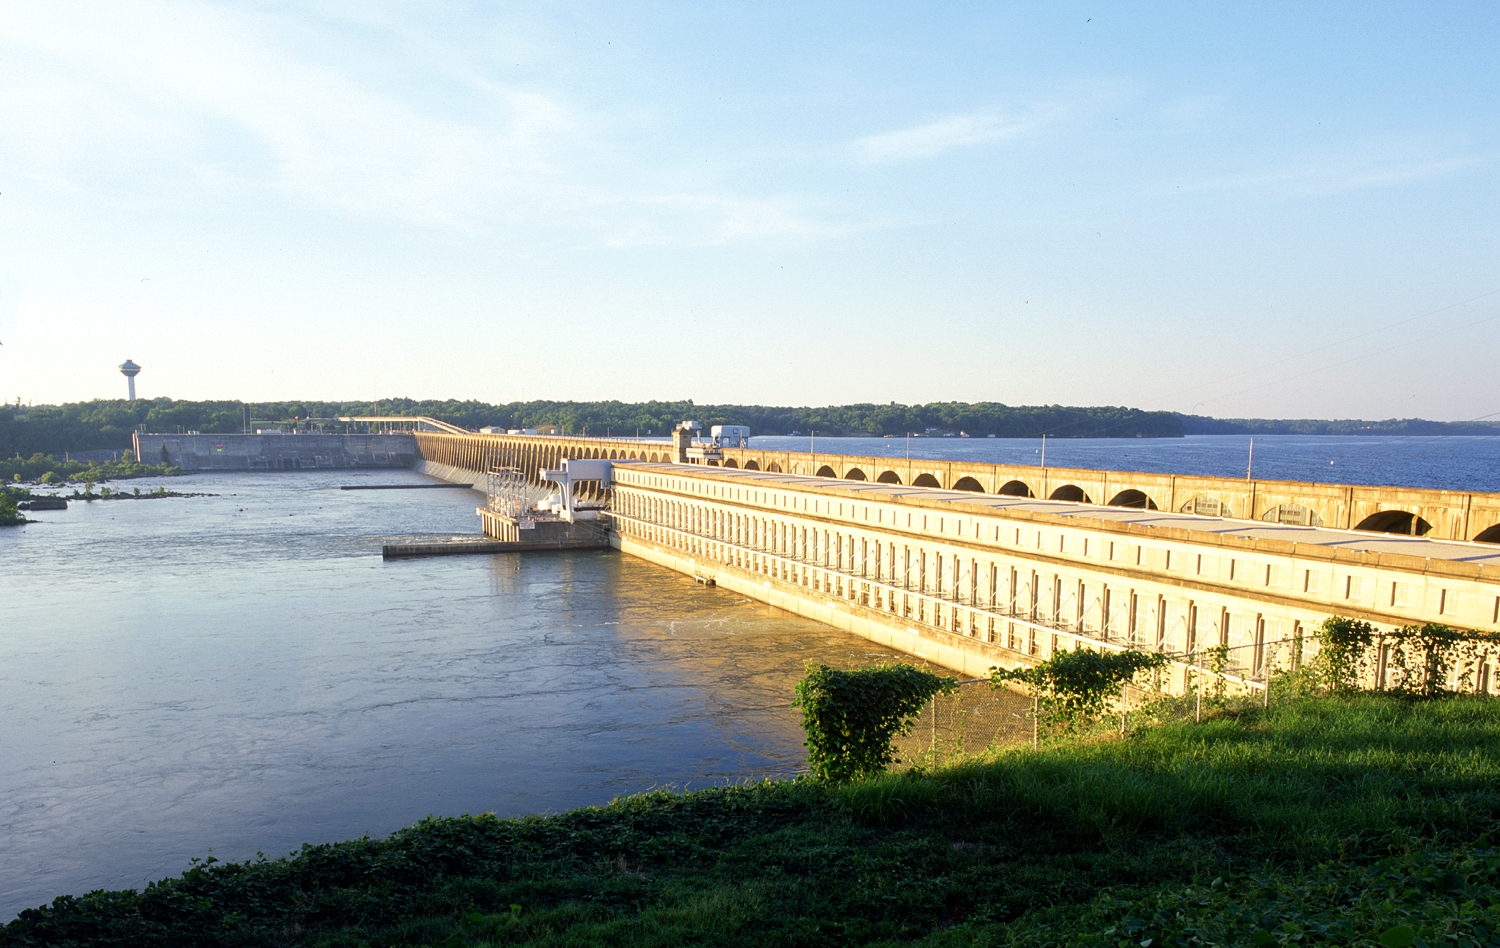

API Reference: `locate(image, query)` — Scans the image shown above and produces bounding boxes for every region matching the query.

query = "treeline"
[1,398,1186,457]
[12,397,1488,460]
[2,454,180,485]
[1174,414,1498,436]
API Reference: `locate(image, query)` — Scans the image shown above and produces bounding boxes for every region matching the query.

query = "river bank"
[6,693,1496,946]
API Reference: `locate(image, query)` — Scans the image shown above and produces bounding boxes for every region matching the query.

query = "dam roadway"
[382,424,1500,693]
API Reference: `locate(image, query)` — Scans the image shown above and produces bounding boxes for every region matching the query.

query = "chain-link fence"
[892,637,1313,768]
[890,678,1035,769]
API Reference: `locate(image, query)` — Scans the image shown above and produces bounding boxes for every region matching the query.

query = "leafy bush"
[1306,617,1500,697]
[990,647,1169,730]
[794,663,957,783]
[1309,616,1378,694]
[0,490,20,526]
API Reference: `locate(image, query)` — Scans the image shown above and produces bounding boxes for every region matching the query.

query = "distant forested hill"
[4,397,1485,460]
[1171,414,1496,437]
[1,398,1181,457]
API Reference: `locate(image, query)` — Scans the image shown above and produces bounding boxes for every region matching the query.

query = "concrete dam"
[138,421,1500,696]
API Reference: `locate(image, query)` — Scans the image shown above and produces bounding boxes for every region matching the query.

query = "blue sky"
[0,1,1495,420]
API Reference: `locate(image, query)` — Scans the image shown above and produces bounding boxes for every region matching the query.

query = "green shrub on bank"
[794,663,958,782]
[0,490,21,526]
[990,647,1170,733]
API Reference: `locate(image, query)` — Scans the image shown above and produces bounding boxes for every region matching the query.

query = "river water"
[5,433,1498,920]
[754,432,1500,493]
[1,469,926,920]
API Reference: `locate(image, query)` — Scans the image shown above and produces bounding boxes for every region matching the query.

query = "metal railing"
[610,510,1302,686]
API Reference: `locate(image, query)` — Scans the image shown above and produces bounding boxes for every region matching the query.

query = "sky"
[0,1,1496,420]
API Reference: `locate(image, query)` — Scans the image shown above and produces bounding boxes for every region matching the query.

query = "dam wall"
[608,460,1500,694]
[134,432,417,471]
[410,430,1500,545]
[394,428,1500,693]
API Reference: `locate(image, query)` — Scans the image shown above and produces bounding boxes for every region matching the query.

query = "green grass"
[7,694,1500,947]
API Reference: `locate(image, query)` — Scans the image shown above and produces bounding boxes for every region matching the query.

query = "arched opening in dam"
[1049,485,1092,504]
[1108,489,1158,509]
[1355,510,1433,537]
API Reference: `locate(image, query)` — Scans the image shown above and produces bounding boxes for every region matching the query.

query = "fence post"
[1194,651,1203,723]
[1032,694,1039,751]
[1119,680,1127,735]
[932,697,938,763]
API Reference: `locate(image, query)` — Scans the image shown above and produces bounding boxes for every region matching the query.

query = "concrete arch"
[1355,509,1432,537]
[723,459,738,468]
[1180,496,1231,518]
[1049,484,1092,503]
[913,473,941,488]
[1261,504,1324,527]
[1474,524,1500,544]
[952,476,984,492]
[1109,489,1158,510]
[767,462,783,473]
[649,452,661,462]
[816,465,837,478]
[744,460,760,470]
[844,467,867,481]
[998,480,1034,498]
[877,471,902,484]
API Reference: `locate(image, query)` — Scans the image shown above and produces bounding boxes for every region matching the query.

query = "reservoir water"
[755,432,1500,493]
[1,469,922,921]
[5,433,1499,920]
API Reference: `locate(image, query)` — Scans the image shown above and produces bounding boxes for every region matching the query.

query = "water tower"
[119,359,141,400]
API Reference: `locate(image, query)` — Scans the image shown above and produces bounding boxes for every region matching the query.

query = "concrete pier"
[382,537,610,558]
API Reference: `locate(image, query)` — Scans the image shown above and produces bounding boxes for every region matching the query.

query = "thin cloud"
[0,2,836,245]
[583,193,853,248]
[851,111,1049,164]
[1180,150,1479,198]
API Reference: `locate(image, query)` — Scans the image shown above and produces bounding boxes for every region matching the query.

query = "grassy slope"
[5,695,1500,947]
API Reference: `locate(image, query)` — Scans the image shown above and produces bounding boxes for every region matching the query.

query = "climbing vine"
[1309,616,1377,694]
[793,663,957,783]
[1302,617,1500,697]
[991,647,1170,729]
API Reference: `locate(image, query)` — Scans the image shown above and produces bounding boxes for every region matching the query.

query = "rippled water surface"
[1,469,918,920]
